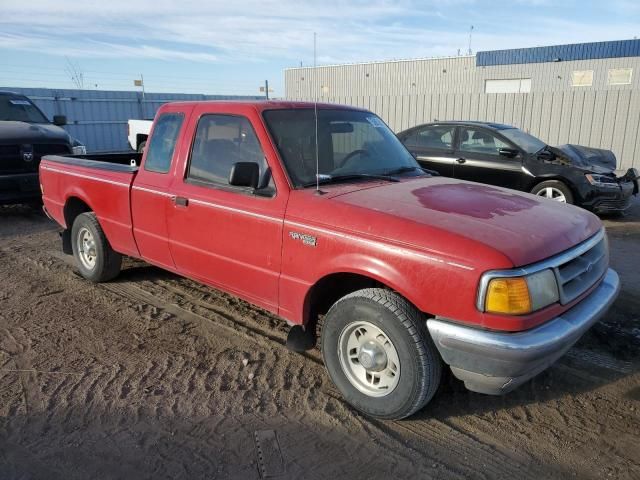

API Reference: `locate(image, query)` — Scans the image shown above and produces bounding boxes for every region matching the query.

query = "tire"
[137,140,146,153]
[321,288,442,420]
[71,212,122,282]
[531,180,574,204]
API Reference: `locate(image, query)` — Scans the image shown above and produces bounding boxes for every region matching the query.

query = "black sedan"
[397,121,638,213]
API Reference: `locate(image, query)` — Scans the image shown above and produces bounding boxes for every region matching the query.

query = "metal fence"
[3,87,263,152]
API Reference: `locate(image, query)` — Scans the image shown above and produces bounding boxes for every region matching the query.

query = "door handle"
[172,196,189,207]
[456,158,466,164]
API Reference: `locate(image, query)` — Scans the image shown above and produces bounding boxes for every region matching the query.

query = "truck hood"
[0,121,71,145]
[329,177,602,267]
[550,144,617,174]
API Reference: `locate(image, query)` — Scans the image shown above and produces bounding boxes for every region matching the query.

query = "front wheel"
[531,180,574,204]
[71,212,122,282]
[321,288,442,419]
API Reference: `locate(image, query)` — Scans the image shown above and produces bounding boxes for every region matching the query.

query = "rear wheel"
[321,288,442,419]
[71,212,122,282]
[531,180,574,204]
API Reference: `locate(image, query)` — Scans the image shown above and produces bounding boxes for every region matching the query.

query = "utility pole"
[259,81,273,99]
[134,75,145,100]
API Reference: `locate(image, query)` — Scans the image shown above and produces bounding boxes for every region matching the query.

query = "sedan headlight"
[72,144,87,155]
[483,269,559,315]
[585,173,618,187]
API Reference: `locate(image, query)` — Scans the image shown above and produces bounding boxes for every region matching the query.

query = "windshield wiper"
[384,165,439,176]
[301,173,399,188]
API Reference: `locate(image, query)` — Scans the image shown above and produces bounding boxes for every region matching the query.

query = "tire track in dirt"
[2,233,638,479]
[44,253,551,478]
[2,241,444,478]
[0,326,45,415]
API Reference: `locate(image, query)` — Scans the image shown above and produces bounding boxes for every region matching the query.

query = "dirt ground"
[0,201,639,480]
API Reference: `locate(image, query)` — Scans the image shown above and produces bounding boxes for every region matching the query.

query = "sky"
[1,0,639,98]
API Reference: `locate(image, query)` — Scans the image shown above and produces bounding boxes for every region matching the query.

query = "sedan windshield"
[500,128,547,154]
[263,109,420,187]
[0,95,49,123]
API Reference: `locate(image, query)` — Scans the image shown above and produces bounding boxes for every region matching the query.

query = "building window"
[608,68,632,85]
[485,78,531,93]
[571,70,593,87]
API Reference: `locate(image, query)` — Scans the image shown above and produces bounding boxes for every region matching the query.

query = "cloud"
[0,0,638,66]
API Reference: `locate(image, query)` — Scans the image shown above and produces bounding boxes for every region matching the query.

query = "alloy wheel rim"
[337,321,400,397]
[537,187,566,202]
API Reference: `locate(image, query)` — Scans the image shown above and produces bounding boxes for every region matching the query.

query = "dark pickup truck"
[0,91,86,205]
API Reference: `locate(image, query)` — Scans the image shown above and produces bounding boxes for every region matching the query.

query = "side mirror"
[537,150,555,161]
[53,115,67,126]
[498,147,519,158]
[229,162,260,189]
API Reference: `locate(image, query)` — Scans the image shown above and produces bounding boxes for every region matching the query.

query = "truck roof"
[159,100,368,112]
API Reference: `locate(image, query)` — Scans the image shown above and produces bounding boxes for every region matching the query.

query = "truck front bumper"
[0,172,41,205]
[427,268,620,395]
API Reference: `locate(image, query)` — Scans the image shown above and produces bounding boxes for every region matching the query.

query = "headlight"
[483,269,559,315]
[72,145,87,155]
[585,173,618,187]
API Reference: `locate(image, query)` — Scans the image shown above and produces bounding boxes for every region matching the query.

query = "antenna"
[467,25,474,55]
[314,31,321,195]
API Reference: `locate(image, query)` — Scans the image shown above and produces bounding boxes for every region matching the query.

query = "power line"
[2,63,265,86]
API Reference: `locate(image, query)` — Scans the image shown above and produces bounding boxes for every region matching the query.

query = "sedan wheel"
[536,187,566,202]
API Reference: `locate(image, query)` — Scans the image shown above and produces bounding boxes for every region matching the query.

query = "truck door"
[165,109,286,313]
[131,106,190,270]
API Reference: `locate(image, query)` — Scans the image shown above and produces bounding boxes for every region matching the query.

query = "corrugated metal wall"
[478,39,640,66]
[285,55,640,170]
[3,87,262,152]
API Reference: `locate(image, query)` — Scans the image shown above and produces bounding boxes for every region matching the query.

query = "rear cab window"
[144,113,184,173]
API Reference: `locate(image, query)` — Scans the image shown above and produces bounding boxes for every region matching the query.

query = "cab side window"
[406,125,455,150]
[187,115,271,191]
[459,128,509,156]
[144,113,184,173]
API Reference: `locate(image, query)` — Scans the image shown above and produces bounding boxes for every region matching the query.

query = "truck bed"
[44,152,142,171]
[40,153,141,258]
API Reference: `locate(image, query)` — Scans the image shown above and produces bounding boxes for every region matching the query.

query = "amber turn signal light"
[485,277,532,315]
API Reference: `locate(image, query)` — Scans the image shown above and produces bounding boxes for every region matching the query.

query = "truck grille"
[0,144,71,174]
[0,145,22,173]
[554,233,608,305]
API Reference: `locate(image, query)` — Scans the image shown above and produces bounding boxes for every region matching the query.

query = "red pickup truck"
[40,101,620,419]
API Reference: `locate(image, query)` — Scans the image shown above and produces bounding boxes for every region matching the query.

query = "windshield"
[0,95,49,123]
[263,109,419,187]
[500,128,546,154]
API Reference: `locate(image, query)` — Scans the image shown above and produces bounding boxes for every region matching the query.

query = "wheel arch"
[530,176,578,199]
[62,196,93,254]
[301,266,422,335]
